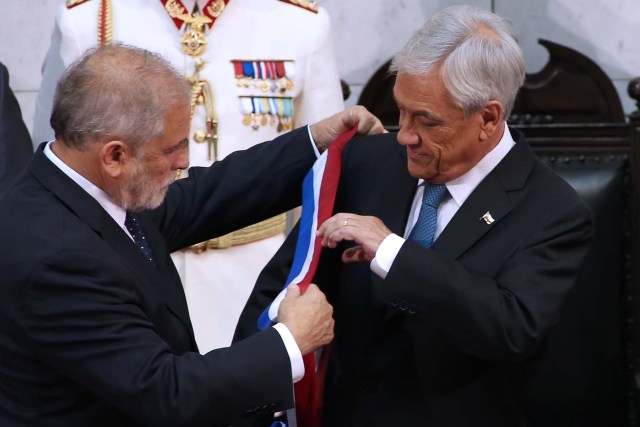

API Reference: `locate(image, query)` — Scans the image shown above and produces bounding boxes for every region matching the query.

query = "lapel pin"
[480,211,495,225]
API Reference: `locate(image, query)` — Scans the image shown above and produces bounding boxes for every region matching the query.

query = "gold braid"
[98,0,113,46]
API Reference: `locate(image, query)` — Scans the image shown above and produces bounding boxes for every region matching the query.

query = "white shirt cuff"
[307,125,321,158]
[370,233,405,279]
[273,323,305,383]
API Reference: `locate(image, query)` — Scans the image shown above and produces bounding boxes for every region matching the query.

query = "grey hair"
[389,5,525,119]
[50,43,191,153]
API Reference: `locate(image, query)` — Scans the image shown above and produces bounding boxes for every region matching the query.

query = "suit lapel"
[433,173,511,258]
[30,145,105,234]
[432,128,536,259]
[364,142,417,290]
[139,213,196,344]
[100,213,195,343]
[30,147,196,346]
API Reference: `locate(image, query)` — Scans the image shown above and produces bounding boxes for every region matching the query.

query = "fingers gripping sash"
[258,125,358,427]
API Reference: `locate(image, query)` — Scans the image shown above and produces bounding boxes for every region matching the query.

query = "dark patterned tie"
[409,183,448,248]
[125,212,154,262]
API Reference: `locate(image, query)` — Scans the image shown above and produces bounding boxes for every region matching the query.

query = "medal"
[161,0,231,56]
[178,13,212,56]
[240,97,255,127]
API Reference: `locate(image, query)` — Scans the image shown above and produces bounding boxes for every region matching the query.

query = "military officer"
[34,0,345,353]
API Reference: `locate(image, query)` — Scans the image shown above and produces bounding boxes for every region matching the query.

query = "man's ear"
[99,140,130,178]
[479,101,504,141]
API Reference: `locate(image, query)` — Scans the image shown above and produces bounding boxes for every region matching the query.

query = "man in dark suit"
[235,5,593,426]
[0,44,383,427]
[0,62,32,193]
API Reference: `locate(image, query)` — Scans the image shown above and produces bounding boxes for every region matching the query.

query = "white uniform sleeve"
[293,7,344,127]
[33,3,98,147]
[33,12,66,147]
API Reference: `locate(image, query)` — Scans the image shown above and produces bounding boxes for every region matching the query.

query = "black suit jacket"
[0,127,315,427]
[235,129,593,426]
[0,62,32,193]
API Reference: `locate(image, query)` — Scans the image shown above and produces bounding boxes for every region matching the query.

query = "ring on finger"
[343,219,349,226]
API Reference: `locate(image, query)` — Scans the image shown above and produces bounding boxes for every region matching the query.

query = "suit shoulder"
[66,0,92,9]
[347,132,399,152]
[530,159,593,218]
[342,132,401,169]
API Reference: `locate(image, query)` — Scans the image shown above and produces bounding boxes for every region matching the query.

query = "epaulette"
[278,0,318,14]
[66,0,92,9]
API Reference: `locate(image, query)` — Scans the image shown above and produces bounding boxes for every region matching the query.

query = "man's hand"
[277,284,334,355]
[317,213,392,263]
[310,105,386,152]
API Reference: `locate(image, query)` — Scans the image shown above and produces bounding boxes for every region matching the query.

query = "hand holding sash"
[277,284,334,355]
[309,105,385,152]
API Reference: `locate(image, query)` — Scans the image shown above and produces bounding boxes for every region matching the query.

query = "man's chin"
[407,163,435,181]
[128,189,169,212]
[146,189,169,210]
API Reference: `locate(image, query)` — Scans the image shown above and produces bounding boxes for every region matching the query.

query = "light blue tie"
[409,183,448,248]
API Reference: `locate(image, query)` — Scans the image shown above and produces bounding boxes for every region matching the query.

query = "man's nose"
[174,150,189,171]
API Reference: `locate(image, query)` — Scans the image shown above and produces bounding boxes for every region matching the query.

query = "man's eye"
[165,139,189,154]
[419,119,439,127]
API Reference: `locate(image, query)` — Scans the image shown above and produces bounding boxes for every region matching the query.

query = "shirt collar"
[44,140,127,230]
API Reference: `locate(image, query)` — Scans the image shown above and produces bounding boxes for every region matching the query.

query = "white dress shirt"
[371,125,516,279]
[43,140,305,381]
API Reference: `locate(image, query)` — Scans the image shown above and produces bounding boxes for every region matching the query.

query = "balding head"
[50,43,191,155]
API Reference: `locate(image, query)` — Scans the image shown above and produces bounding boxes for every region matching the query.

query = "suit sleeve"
[26,249,293,426]
[234,222,300,341]
[155,126,316,252]
[0,63,33,190]
[380,196,593,363]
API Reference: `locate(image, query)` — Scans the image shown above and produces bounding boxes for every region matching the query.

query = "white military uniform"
[34,0,344,353]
